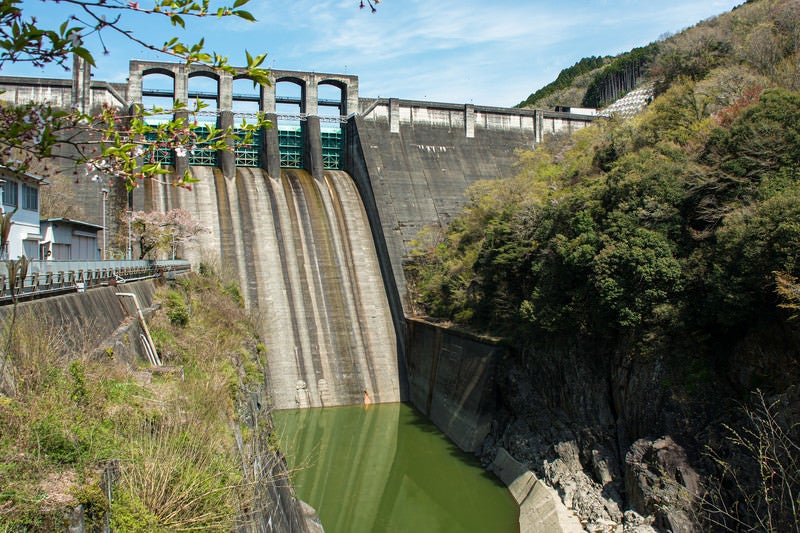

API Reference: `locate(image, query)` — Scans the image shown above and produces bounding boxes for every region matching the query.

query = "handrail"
[0,260,191,304]
[117,292,162,367]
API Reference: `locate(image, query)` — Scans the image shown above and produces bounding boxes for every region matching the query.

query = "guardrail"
[0,260,191,304]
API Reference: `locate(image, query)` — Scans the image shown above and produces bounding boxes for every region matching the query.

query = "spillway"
[152,167,400,409]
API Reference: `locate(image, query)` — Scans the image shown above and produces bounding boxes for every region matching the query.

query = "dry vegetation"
[0,269,277,531]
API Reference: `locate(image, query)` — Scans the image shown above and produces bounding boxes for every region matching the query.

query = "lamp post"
[101,188,108,260]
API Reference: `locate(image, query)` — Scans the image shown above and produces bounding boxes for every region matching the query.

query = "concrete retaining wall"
[491,448,584,533]
[0,280,157,364]
[404,318,502,453]
[404,319,585,532]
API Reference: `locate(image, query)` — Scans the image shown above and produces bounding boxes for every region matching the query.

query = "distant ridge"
[516,0,772,112]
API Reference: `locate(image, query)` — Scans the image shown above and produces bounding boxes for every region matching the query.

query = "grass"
[0,270,275,531]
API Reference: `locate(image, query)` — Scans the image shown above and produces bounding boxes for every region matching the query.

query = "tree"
[1,0,263,75]
[775,271,800,320]
[0,207,15,259]
[0,0,269,191]
[360,0,382,12]
[130,208,207,260]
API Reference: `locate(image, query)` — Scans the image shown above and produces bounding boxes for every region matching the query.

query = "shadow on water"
[274,402,518,533]
[402,402,509,489]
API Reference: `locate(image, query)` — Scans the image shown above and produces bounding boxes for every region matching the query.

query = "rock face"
[625,437,700,533]
[476,338,712,533]
[543,440,623,532]
[477,316,800,533]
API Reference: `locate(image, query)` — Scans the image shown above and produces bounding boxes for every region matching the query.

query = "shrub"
[164,290,190,327]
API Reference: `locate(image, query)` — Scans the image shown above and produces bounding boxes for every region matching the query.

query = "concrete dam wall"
[146,104,565,411]
[348,98,594,311]
[147,167,402,410]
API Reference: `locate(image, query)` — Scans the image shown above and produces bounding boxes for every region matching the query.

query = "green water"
[274,403,519,533]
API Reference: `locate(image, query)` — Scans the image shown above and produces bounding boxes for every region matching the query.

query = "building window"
[22,184,38,211]
[2,180,18,208]
[23,239,39,259]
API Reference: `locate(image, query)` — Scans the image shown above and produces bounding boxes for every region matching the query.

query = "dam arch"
[275,79,305,169]
[186,71,220,119]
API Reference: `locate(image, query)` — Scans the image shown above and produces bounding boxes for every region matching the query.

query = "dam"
[0,59,597,530]
[119,59,594,411]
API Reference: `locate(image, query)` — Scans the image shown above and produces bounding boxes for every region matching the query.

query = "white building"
[40,218,103,261]
[0,166,48,260]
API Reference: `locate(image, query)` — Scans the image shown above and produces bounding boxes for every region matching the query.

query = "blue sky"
[11,0,742,107]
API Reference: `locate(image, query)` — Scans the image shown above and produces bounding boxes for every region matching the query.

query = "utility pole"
[127,191,133,260]
[101,188,108,260]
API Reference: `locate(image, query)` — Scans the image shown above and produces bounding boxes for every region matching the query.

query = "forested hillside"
[518,0,799,110]
[409,0,800,530]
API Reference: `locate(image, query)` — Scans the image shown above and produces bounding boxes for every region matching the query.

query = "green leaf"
[72,46,96,67]
[170,14,185,28]
[233,10,255,22]
[246,51,267,68]
[179,171,200,184]
[232,0,249,8]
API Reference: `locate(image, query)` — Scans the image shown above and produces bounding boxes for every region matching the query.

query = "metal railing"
[0,260,191,304]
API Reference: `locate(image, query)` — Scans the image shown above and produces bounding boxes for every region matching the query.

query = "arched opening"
[318,82,345,170]
[318,82,344,119]
[232,76,262,167]
[141,70,174,125]
[187,72,219,124]
[141,70,176,165]
[276,79,304,169]
[232,77,261,120]
[187,73,219,166]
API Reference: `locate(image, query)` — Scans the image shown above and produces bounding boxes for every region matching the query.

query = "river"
[274,402,518,533]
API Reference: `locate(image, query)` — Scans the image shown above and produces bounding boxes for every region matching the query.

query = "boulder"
[625,436,700,533]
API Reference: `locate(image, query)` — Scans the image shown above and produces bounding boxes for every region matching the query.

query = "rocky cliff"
[479,323,800,532]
